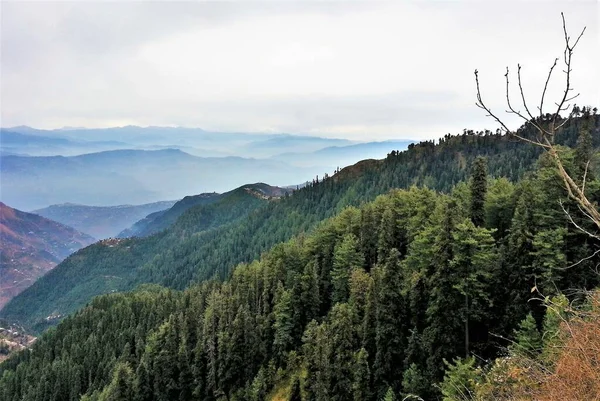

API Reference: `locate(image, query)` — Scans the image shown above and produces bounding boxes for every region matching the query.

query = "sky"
[1,1,598,140]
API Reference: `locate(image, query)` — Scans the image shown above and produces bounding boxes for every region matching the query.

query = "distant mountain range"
[1,127,413,211]
[1,126,356,158]
[271,140,415,167]
[34,201,178,239]
[0,149,314,210]
[0,129,131,156]
[0,202,95,309]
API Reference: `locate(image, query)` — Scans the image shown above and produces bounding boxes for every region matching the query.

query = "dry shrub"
[537,291,600,401]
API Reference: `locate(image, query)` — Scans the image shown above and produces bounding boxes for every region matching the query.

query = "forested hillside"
[1,117,597,332]
[118,184,291,238]
[0,184,277,331]
[1,115,598,400]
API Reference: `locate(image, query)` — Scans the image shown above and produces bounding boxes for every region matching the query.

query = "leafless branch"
[560,248,600,270]
[560,201,600,240]
[582,161,590,194]
[475,13,600,242]
[539,58,558,117]
[552,12,586,130]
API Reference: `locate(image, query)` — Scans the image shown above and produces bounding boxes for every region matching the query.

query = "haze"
[1,1,598,140]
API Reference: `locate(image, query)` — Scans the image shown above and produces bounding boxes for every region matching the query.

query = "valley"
[34,200,178,239]
[1,4,598,400]
[0,203,95,309]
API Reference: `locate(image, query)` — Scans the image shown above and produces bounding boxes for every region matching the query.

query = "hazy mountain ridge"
[0,149,314,210]
[271,140,414,167]
[0,202,95,309]
[33,200,178,239]
[2,126,355,158]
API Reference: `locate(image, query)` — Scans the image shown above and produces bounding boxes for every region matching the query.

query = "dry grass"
[536,292,600,401]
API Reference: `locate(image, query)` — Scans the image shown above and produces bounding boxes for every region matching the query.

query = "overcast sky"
[1,1,598,140]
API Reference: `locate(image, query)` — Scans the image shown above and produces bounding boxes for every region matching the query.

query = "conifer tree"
[99,363,134,401]
[450,219,496,357]
[373,249,406,397]
[273,284,294,367]
[331,234,364,304]
[352,348,371,401]
[470,156,488,227]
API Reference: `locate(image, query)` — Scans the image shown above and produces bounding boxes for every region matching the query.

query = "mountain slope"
[0,203,95,309]
[3,121,591,330]
[34,201,177,239]
[119,184,291,238]
[117,193,222,238]
[0,184,286,329]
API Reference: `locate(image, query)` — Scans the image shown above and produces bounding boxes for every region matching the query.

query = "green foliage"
[5,120,590,331]
[0,118,599,401]
[511,313,542,356]
[470,156,488,227]
[382,387,396,401]
[440,357,481,401]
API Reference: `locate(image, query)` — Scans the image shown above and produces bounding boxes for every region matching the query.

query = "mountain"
[4,119,593,331]
[3,126,354,158]
[0,149,314,211]
[119,184,290,238]
[1,115,597,400]
[271,140,415,168]
[0,129,131,156]
[33,201,177,239]
[241,135,354,157]
[0,203,95,309]
[0,182,292,329]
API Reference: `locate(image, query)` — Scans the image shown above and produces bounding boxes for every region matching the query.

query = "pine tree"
[439,358,480,401]
[373,249,406,397]
[352,348,371,401]
[383,387,396,401]
[273,284,294,367]
[450,219,496,357]
[328,303,357,401]
[331,234,364,304]
[470,156,488,227]
[99,362,134,401]
[511,313,542,356]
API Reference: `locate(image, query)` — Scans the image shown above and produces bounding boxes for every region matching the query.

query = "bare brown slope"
[0,202,95,309]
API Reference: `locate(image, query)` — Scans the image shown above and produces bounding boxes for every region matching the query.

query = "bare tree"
[473,12,599,236]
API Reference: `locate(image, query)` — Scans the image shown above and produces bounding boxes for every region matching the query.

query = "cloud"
[1,1,598,140]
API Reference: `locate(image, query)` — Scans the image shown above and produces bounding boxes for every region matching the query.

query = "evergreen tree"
[450,219,496,357]
[373,249,406,397]
[470,156,488,227]
[99,363,134,401]
[511,313,542,356]
[439,358,480,401]
[352,348,371,401]
[331,234,364,304]
[273,284,294,367]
